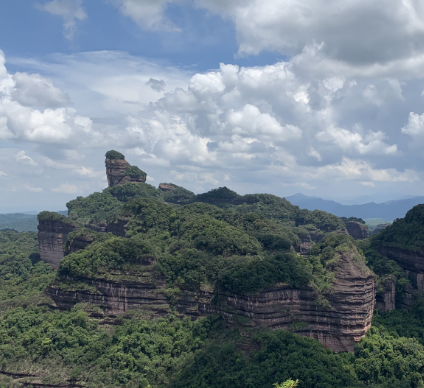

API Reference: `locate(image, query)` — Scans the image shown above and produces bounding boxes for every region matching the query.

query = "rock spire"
[105,150,146,188]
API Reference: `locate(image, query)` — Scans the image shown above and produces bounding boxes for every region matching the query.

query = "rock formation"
[46,222,375,353]
[105,150,146,188]
[344,221,368,240]
[375,275,396,311]
[37,213,77,269]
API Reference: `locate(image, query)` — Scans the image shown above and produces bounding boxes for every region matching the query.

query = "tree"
[274,379,299,388]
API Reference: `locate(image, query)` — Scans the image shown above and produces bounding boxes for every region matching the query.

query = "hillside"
[3,151,424,387]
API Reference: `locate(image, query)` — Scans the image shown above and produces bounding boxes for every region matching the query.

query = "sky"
[1,0,424,212]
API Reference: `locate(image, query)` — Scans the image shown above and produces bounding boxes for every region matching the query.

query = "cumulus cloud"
[402,112,424,137]
[195,0,424,67]
[37,0,87,40]
[316,127,398,155]
[12,72,71,108]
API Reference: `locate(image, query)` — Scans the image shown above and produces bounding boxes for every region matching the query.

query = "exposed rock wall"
[38,219,77,269]
[345,221,368,240]
[46,252,375,353]
[375,275,396,311]
[106,158,146,187]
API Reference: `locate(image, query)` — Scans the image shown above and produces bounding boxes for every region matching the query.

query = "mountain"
[3,150,424,388]
[285,193,424,221]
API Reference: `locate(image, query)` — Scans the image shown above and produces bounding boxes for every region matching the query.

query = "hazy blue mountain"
[285,193,424,221]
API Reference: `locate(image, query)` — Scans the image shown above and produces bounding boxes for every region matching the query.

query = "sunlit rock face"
[105,151,146,188]
[38,216,77,270]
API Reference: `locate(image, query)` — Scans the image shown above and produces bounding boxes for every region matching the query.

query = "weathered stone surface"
[345,221,368,240]
[64,234,94,256]
[158,183,174,191]
[38,219,77,269]
[375,275,396,311]
[46,251,375,353]
[106,158,146,188]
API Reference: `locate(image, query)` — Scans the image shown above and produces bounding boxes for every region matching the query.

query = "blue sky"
[1,0,424,212]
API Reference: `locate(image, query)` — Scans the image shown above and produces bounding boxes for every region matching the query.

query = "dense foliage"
[125,166,147,181]
[342,217,366,224]
[0,231,53,313]
[373,204,424,251]
[105,150,125,159]
[5,187,424,386]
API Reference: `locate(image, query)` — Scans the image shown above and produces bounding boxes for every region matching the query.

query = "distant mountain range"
[0,211,67,232]
[285,194,424,221]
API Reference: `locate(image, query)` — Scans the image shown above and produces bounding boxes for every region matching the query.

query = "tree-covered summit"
[105,149,125,159]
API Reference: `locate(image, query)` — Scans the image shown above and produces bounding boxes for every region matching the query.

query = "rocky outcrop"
[46,251,375,353]
[38,216,77,269]
[375,275,396,311]
[64,234,94,256]
[344,221,368,240]
[105,153,146,188]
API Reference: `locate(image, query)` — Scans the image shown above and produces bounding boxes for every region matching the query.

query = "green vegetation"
[105,150,125,159]
[0,230,53,314]
[161,183,195,204]
[37,211,73,224]
[57,197,359,297]
[7,177,424,387]
[126,165,147,181]
[108,182,162,202]
[373,204,424,251]
[342,217,366,224]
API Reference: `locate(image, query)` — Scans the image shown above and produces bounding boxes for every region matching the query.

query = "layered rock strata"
[345,221,368,240]
[38,218,77,269]
[46,252,375,353]
[106,157,146,188]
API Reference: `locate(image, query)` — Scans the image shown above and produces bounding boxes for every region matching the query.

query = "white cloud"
[0,171,7,177]
[25,184,43,193]
[196,0,424,69]
[317,127,398,155]
[15,151,38,166]
[37,0,87,40]
[52,183,79,193]
[360,181,375,187]
[402,112,424,136]
[12,72,71,108]
[307,147,322,161]
[113,0,180,31]
[316,157,417,183]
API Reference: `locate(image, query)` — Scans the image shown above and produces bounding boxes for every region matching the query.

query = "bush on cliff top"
[37,211,72,224]
[105,150,125,159]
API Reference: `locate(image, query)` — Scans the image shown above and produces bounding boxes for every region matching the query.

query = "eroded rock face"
[344,221,368,240]
[378,245,424,308]
[106,158,146,188]
[375,275,396,312]
[38,218,77,269]
[46,250,375,353]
